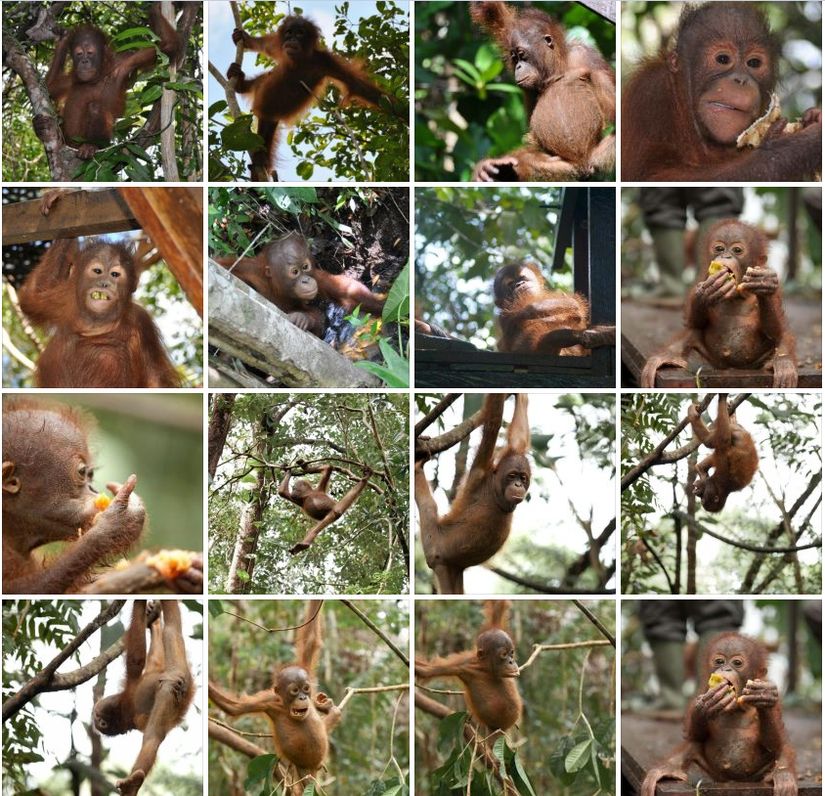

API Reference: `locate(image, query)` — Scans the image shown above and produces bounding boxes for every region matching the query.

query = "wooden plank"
[621,298,822,387]
[622,713,820,796]
[1,189,138,244]
[119,187,203,316]
[208,259,380,388]
[589,188,616,325]
[415,348,615,388]
[551,187,577,274]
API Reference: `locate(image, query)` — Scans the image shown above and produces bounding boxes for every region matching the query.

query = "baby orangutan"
[641,632,796,796]
[94,601,194,796]
[688,394,758,512]
[416,601,521,732]
[641,220,797,388]
[278,463,372,554]
[208,601,342,784]
[416,394,530,594]
[494,262,615,355]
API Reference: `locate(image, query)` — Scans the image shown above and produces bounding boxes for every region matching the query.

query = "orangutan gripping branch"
[415,394,530,594]
[641,632,797,796]
[209,601,341,782]
[688,394,758,512]
[39,5,180,160]
[227,14,404,180]
[415,601,522,732]
[94,601,195,796]
[641,220,797,388]
[279,463,372,555]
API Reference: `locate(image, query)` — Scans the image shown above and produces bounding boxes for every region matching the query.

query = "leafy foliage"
[415,2,615,181]
[209,393,409,594]
[208,600,410,794]
[416,601,615,795]
[209,1,409,182]
[2,1,204,181]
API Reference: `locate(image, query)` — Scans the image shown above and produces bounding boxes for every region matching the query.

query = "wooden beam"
[1,189,138,244]
[208,260,380,388]
[119,187,203,316]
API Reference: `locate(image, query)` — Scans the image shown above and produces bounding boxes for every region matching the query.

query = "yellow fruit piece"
[708,672,727,687]
[146,549,194,579]
[708,260,734,279]
[94,494,112,511]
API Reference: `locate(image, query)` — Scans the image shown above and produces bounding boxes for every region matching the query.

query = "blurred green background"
[43,394,203,553]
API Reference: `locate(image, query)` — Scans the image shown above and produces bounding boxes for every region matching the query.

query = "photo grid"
[0,1,820,795]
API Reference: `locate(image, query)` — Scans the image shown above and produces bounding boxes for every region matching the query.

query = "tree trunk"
[226,464,265,593]
[208,393,237,479]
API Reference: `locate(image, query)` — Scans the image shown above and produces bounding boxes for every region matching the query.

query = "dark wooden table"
[622,713,822,795]
[621,298,822,388]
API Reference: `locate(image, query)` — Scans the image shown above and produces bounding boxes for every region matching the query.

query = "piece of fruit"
[708,260,733,279]
[146,549,194,580]
[94,494,112,511]
[708,672,727,687]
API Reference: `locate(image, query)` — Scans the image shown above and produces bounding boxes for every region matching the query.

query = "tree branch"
[2,31,78,180]
[573,600,615,646]
[484,565,615,595]
[3,600,125,720]
[671,511,821,554]
[519,639,612,672]
[342,599,409,667]
[415,393,461,437]
[621,393,749,489]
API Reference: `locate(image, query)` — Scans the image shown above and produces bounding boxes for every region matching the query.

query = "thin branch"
[337,683,408,712]
[218,601,324,634]
[485,565,615,595]
[208,719,268,758]
[671,511,821,553]
[415,394,461,437]
[572,600,615,646]
[341,599,409,667]
[519,639,612,672]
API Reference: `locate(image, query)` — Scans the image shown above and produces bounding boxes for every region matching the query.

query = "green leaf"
[296,160,315,179]
[244,754,277,789]
[564,739,592,773]
[382,261,410,323]
[222,118,265,151]
[140,85,163,104]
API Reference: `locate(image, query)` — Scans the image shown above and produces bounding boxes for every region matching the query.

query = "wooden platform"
[622,713,822,795]
[414,335,615,387]
[621,298,822,388]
